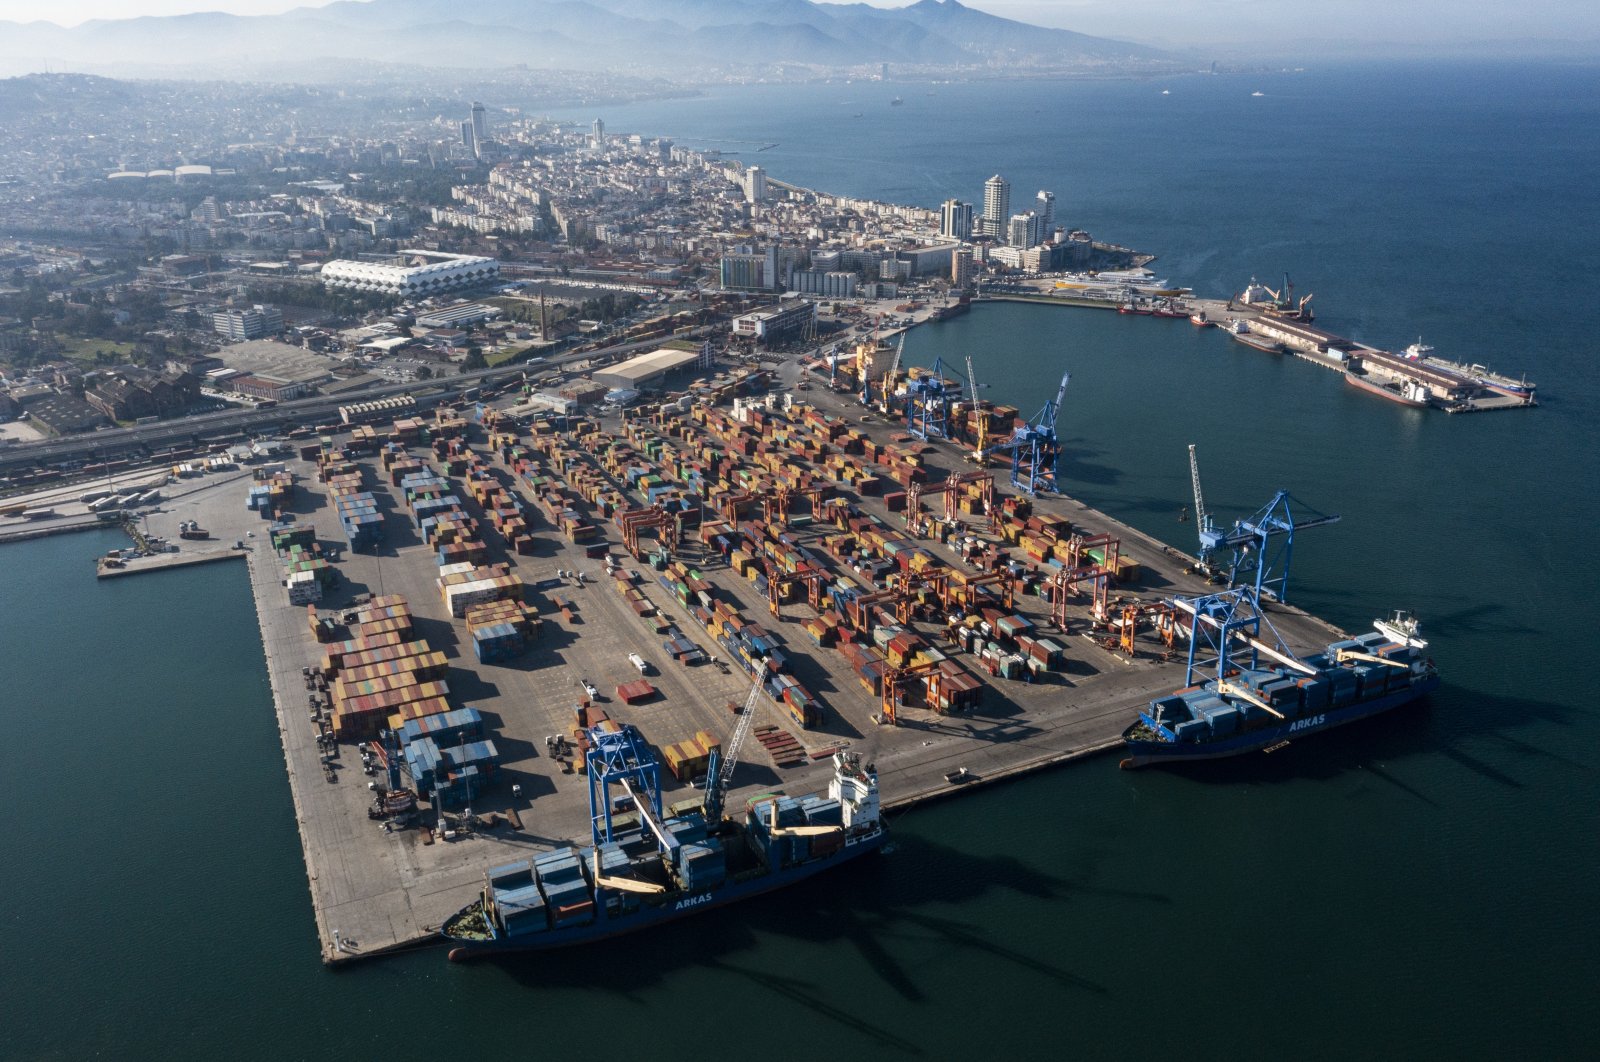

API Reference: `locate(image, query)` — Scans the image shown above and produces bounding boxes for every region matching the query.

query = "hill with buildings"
[0,0,1177,80]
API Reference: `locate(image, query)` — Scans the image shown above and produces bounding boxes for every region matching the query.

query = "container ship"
[441,730,885,960]
[1120,612,1439,768]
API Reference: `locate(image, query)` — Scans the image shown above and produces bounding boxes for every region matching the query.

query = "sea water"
[4,60,1598,1059]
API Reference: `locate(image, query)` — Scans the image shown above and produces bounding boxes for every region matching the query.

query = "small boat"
[890,96,904,106]
[1251,91,1265,97]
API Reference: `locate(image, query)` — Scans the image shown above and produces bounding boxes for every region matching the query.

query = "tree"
[415,366,433,380]
[461,344,487,372]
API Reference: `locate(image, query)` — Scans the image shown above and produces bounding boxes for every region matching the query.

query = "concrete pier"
[120,379,1353,967]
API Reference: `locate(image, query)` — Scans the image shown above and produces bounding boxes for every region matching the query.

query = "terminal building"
[321,252,499,297]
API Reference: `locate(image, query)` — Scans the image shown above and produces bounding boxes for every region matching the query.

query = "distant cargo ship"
[1406,338,1536,400]
[1121,613,1439,767]
[442,738,885,959]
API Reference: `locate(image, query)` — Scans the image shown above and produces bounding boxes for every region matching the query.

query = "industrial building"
[321,252,499,297]
[213,304,284,341]
[731,301,816,343]
[415,303,500,329]
[591,348,702,391]
[214,339,334,400]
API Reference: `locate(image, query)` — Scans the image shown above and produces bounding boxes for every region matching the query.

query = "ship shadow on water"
[482,835,1116,1045]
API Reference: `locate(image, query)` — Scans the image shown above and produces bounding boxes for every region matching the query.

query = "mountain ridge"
[0,0,1180,80]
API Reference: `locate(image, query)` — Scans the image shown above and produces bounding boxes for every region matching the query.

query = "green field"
[55,337,142,364]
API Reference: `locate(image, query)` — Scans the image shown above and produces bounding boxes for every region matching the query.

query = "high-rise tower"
[940,198,973,241]
[983,175,1010,241]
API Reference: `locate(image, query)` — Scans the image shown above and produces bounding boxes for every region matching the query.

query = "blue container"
[487,860,534,892]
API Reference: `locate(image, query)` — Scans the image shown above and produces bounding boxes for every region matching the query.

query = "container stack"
[404,737,497,804]
[673,837,727,891]
[464,599,542,641]
[471,621,524,664]
[440,563,524,619]
[661,729,722,782]
[324,595,455,739]
[533,848,594,928]
[286,569,321,605]
[394,706,484,748]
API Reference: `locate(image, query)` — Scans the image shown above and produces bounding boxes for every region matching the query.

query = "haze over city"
[6,0,1597,58]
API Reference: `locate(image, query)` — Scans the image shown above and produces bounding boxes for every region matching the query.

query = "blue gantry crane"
[1186,443,1341,604]
[1170,587,1317,689]
[584,723,676,853]
[904,355,960,441]
[978,370,1069,494]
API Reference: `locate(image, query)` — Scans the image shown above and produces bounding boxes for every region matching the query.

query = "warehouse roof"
[595,347,699,386]
[215,339,334,386]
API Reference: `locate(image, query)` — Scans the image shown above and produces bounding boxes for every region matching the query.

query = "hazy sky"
[8,0,1596,54]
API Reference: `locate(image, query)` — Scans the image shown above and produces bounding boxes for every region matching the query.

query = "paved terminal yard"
[129,366,1350,965]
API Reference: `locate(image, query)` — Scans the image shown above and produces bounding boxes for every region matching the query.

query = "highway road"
[0,327,716,476]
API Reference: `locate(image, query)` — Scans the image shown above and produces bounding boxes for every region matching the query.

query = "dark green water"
[6,62,1600,1059]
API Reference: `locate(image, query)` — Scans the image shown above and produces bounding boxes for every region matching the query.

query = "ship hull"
[444,827,886,959]
[1119,675,1439,768]
[1344,370,1429,407]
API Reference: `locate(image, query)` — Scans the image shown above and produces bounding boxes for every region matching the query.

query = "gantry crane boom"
[702,669,766,822]
[877,335,905,414]
[964,354,988,455]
